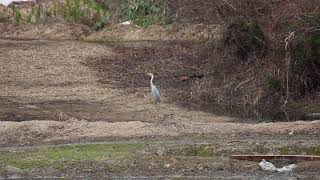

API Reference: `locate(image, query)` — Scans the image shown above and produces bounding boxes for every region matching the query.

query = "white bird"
[259,159,277,171]
[147,73,161,104]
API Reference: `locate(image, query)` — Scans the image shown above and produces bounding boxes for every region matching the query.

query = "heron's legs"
[147,96,156,105]
[149,98,159,105]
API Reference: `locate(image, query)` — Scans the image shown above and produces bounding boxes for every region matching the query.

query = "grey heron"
[147,73,161,104]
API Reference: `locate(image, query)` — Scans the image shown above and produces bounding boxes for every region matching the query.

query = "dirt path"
[0,39,319,148]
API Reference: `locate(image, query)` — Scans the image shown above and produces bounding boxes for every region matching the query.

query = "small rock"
[277,164,297,172]
[164,164,171,168]
[180,76,190,81]
[120,20,133,25]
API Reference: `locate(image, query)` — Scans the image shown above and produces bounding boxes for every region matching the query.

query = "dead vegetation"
[166,0,320,113]
[288,16,320,98]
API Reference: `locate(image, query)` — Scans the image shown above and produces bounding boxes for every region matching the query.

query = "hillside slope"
[0,0,319,119]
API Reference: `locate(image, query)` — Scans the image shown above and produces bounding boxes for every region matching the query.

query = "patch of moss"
[0,143,143,170]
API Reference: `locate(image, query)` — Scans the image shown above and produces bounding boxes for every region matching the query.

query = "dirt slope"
[0,39,319,147]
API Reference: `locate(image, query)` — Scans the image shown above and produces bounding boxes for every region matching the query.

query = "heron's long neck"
[150,75,154,87]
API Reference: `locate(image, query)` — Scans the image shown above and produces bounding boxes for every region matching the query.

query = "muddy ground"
[0,38,320,178]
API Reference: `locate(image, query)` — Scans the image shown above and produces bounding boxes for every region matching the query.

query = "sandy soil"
[0,38,319,148]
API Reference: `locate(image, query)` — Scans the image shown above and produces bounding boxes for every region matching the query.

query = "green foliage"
[26,10,33,23]
[225,18,266,61]
[12,5,22,24]
[35,5,43,22]
[119,0,165,27]
[16,0,109,29]
[26,5,46,23]
[266,77,281,92]
[62,0,84,22]
[94,14,109,30]
[14,9,22,24]
[52,3,58,17]
[60,0,109,29]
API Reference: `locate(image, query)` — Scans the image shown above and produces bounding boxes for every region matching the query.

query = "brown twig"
[234,78,251,91]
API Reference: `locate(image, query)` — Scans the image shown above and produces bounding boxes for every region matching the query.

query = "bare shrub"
[224,18,267,62]
[275,12,320,100]
[290,29,320,97]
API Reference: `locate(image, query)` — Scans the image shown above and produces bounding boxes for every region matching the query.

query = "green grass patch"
[0,143,143,170]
